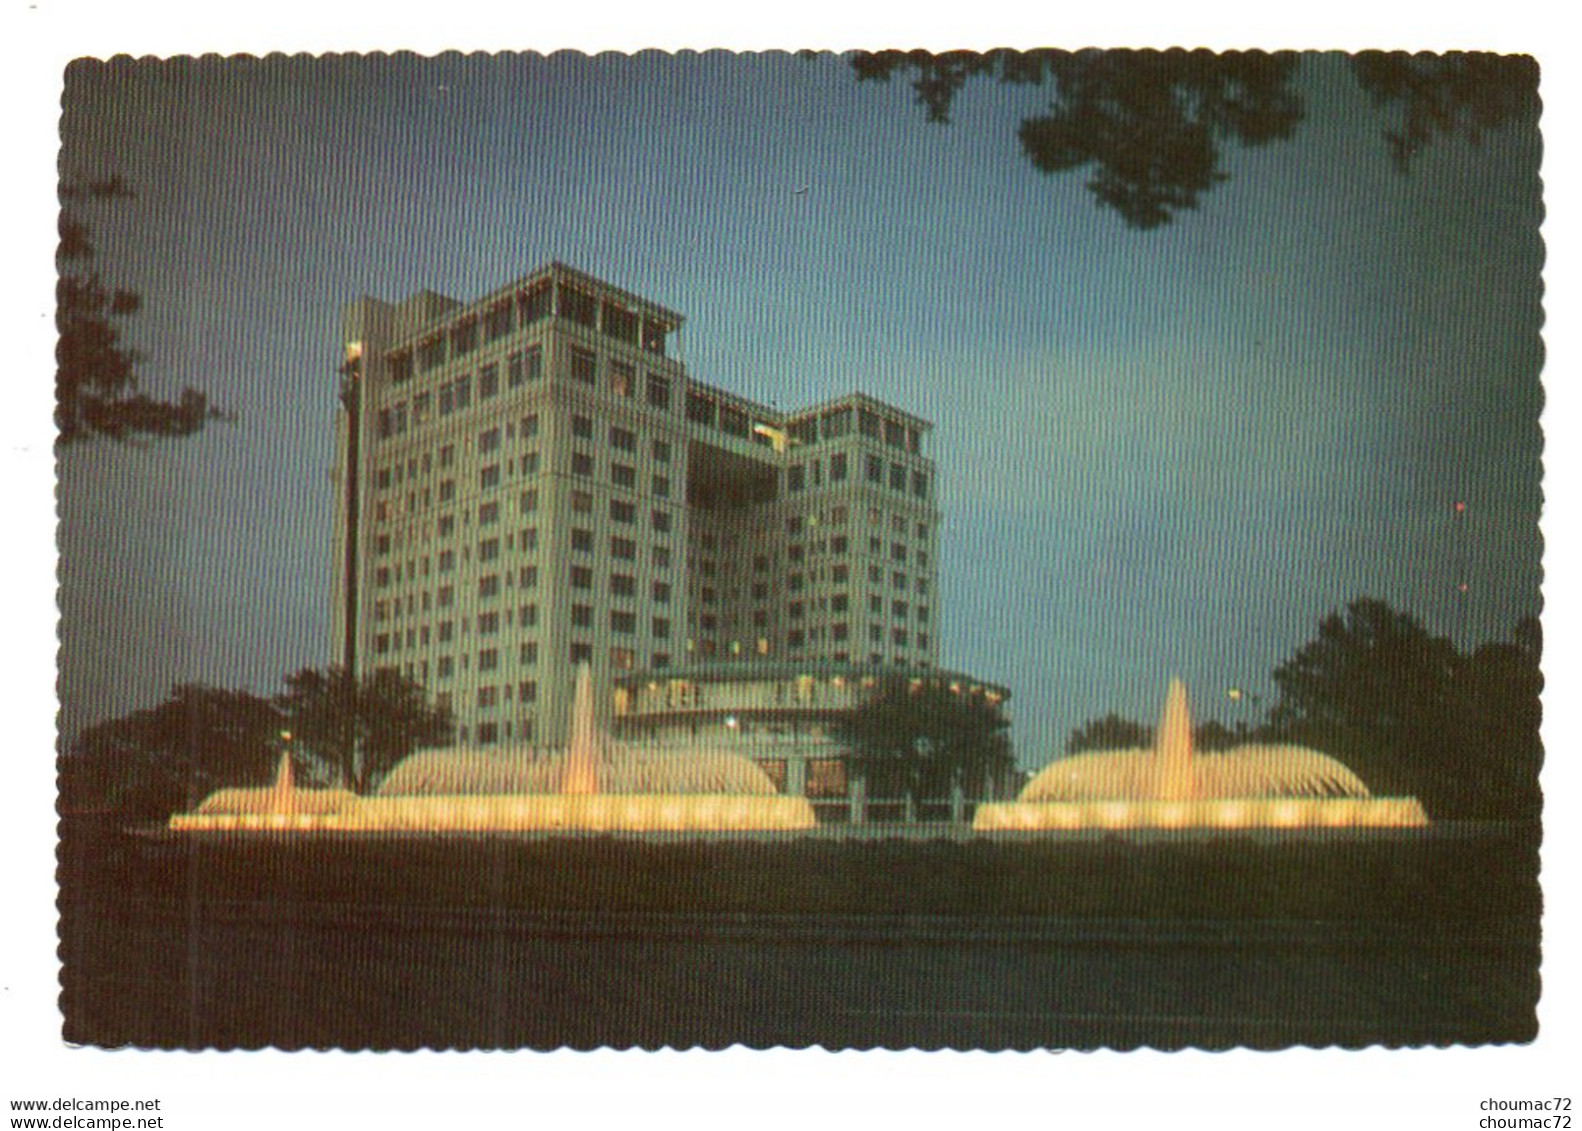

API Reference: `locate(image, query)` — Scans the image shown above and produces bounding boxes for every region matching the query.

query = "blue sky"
[56,51,1543,764]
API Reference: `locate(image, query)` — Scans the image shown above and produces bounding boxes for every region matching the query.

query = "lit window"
[610,360,635,397]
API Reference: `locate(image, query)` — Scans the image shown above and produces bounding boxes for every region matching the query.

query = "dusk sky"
[56,51,1543,765]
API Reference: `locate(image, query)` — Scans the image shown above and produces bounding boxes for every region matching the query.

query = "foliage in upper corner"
[56,176,229,445]
[851,49,1538,231]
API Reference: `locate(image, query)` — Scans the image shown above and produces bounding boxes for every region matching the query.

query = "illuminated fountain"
[170,667,816,833]
[973,679,1429,831]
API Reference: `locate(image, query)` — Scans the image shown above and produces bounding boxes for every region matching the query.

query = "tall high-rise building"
[334,263,941,749]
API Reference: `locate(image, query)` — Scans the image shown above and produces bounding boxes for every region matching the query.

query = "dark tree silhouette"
[832,676,1012,809]
[57,177,227,443]
[1265,599,1540,820]
[62,684,286,820]
[851,49,1537,230]
[277,666,454,793]
[1351,51,1541,170]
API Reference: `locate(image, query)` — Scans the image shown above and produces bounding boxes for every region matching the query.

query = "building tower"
[333,263,942,750]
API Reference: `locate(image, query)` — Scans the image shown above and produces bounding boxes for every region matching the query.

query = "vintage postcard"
[15,23,1571,1128]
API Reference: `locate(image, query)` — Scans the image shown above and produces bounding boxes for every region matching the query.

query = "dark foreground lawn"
[58,820,1540,1050]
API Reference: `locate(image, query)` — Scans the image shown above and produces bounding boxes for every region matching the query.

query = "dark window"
[603,303,638,344]
[570,346,597,384]
[572,604,593,628]
[571,528,593,553]
[611,536,636,560]
[572,414,593,439]
[685,392,715,426]
[866,455,883,484]
[418,336,446,372]
[647,373,671,410]
[479,364,499,400]
[387,351,413,384]
[641,319,668,355]
[485,301,513,342]
[610,500,636,524]
[611,463,636,489]
[558,286,598,327]
[518,282,551,324]
[571,452,594,477]
[610,610,636,634]
[571,565,593,589]
[610,426,636,451]
[451,319,478,357]
[610,360,635,398]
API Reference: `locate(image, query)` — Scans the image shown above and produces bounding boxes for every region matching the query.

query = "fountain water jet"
[973,678,1428,831]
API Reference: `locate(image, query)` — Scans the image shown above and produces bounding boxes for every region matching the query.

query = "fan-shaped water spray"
[974,679,1428,830]
[172,666,816,833]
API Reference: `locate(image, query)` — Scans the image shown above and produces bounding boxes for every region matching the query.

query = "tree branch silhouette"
[852,50,1537,230]
[57,177,230,444]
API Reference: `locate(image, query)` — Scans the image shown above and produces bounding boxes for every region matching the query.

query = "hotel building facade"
[333,263,965,770]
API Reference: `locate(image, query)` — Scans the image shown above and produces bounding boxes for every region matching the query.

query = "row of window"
[377,348,545,440]
[386,280,670,386]
[785,453,929,500]
[784,404,924,454]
